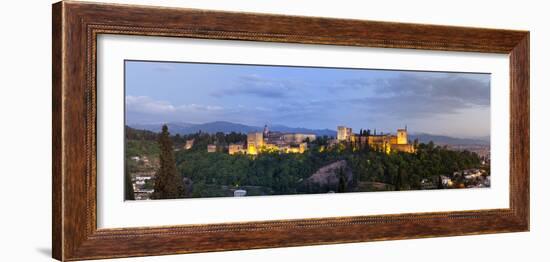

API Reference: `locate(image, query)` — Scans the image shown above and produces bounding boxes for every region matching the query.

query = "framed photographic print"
[52,1,529,261]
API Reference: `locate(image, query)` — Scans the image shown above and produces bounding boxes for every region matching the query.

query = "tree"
[124,164,135,200]
[394,166,403,191]
[337,167,347,193]
[152,125,185,199]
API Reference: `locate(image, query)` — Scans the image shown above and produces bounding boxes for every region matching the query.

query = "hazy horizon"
[128,119,494,139]
[125,60,491,139]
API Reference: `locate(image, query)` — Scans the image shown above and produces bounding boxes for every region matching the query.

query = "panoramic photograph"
[124,60,491,201]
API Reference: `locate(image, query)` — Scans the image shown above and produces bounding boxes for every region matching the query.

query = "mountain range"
[127,121,489,145]
[129,121,337,137]
[409,134,489,146]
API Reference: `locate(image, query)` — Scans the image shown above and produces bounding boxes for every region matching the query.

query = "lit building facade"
[207,144,217,153]
[245,125,315,155]
[246,132,264,155]
[397,128,408,144]
[228,143,246,155]
[337,126,352,141]
[282,133,316,144]
[337,125,415,153]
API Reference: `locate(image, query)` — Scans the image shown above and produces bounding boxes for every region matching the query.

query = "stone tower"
[337,126,352,141]
[247,132,264,155]
[396,128,408,145]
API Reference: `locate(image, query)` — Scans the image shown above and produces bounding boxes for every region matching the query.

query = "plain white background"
[0,0,546,261]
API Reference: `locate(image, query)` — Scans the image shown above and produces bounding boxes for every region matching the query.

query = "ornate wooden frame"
[52,1,530,261]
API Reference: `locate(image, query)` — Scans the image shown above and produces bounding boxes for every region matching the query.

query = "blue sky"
[125,60,490,138]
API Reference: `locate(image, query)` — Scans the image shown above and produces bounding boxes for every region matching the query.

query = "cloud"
[372,73,490,106]
[211,75,297,98]
[327,72,490,119]
[329,78,376,92]
[126,96,223,114]
[126,96,176,114]
[348,94,467,118]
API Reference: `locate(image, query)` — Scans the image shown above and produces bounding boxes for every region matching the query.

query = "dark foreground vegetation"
[125,126,488,200]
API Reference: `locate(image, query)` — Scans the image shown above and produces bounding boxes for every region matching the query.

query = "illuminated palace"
[337,125,415,153]
[229,125,315,155]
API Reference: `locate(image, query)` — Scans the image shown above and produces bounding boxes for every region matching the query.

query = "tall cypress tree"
[337,167,347,193]
[124,163,135,200]
[152,125,185,199]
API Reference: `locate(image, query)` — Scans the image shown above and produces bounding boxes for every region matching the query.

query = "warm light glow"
[247,145,258,155]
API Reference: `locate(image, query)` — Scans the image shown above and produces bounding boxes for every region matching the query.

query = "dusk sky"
[125,60,490,138]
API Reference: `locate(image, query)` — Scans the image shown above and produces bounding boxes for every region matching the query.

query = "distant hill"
[129,122,195,134]
[174,121,261,134]
[410,133,490,145]
[127,121,337,137]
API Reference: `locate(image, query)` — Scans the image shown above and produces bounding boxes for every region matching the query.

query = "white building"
[440,175,453,187]
[184,139,194,150]
[234,189,247,197]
